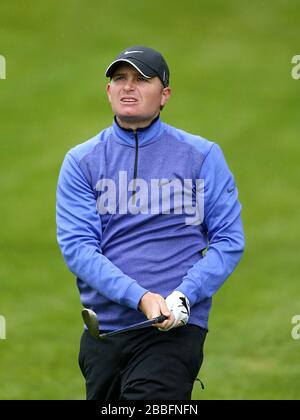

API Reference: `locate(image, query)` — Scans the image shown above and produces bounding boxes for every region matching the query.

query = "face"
[106,63,171,129]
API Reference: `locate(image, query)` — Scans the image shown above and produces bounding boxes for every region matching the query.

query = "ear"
[161,86,172,107]
[106,83,112,103]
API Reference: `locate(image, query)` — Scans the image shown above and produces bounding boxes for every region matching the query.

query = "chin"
[118,113,143,122]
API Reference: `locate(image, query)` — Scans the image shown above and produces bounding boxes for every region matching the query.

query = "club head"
[82,309,99,338]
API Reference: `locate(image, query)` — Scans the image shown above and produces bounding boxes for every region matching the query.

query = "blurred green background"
[1,0,299,400]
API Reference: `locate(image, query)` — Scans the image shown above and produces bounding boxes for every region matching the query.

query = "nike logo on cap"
[124,50,144,54]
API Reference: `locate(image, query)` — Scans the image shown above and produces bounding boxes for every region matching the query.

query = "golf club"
[81,308,167,339]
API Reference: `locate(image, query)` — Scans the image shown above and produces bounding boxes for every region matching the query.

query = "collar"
[111,115,162,147]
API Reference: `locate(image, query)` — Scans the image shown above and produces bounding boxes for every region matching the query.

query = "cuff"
[176,278,204,307]
[121,282,149,311]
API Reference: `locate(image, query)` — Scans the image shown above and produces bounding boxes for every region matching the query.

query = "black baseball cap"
[105,46,170,87]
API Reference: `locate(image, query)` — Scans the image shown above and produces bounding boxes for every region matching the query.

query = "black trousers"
[78,324,207,400]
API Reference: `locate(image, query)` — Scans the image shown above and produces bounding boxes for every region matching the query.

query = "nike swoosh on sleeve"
[227,186,235,193]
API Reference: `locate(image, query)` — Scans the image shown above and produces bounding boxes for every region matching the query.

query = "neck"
[115,114,160,131]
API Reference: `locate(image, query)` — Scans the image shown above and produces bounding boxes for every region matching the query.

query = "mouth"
[120,97,138,103]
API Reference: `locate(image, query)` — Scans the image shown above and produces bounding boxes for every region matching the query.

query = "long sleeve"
[176,143,245,306]
[56,152,148,310]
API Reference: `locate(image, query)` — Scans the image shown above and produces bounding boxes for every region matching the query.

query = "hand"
[138,292,175,330]
[161,291,190,331]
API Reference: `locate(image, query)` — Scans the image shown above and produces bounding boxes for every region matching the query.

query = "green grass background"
[1,0,299,400]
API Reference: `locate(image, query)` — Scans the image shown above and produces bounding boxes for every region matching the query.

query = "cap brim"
[105,58,156,79]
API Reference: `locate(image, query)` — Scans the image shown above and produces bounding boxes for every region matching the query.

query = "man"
[56,46,245,400]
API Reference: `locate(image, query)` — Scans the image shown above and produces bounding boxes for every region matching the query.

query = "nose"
[123,79,135,92]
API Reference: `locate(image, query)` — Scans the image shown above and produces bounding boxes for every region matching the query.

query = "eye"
[137,77,148,82]
[113,75,125,81]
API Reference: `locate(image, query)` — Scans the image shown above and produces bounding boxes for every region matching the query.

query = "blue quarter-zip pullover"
[56,117,244,331]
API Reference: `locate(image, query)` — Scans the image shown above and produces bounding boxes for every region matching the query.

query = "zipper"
[132,130,139,205]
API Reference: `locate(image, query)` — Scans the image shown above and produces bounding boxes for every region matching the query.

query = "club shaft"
[99,315,167,338]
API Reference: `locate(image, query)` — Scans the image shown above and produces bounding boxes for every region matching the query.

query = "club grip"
[153,315,168,324]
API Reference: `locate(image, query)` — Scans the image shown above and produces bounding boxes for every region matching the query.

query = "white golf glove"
[161,291,190,331]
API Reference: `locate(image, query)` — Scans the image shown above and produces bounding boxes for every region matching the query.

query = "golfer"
[56,45,245,400]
